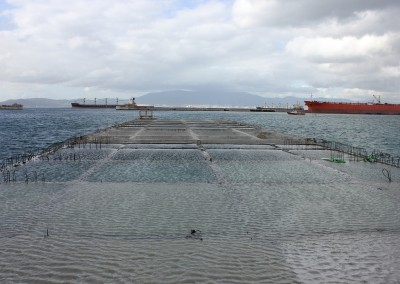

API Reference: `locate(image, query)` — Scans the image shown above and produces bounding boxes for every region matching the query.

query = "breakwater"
[116,106,294,112]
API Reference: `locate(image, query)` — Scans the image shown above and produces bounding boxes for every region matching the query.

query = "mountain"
[136,90,308,107]
[0,92,354,108]
[0,98,71,108]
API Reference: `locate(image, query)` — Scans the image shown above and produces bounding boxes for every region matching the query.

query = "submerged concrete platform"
[1,119,400,283]
[84,119,309,145]
[2,119,398,185]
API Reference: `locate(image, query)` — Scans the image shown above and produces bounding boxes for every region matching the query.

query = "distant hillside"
[137,90,310,107]
[137,90,259,107]
[137,90,357,107]
[0,92,354,108]
[0,98,71,108]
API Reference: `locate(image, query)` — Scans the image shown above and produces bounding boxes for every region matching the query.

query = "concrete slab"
[87,119,301,145]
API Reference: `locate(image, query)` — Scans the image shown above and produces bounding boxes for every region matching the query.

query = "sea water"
[1,109,400,283]
[1,143,400,283]
[0,108,399,160]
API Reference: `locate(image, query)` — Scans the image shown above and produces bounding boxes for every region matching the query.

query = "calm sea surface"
[0,108,399,160]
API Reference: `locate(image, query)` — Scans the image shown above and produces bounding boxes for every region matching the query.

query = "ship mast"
[373,95,381,104]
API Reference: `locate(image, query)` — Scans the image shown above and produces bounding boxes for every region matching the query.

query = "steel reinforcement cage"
[1,126,399,179]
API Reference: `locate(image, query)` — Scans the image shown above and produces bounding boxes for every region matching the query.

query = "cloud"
[286,35,391,63]
[0,0,399,102]
[232,0,400,28]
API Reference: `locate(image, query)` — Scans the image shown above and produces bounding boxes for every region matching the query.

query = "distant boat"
[287,110,305,115]
[0,103,23,110]
[286,103,305,115]
[305,96,400,115]
[116,97,154,110]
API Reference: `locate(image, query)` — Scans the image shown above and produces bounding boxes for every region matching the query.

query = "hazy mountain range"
[137,90,308,107]
[0,98,72,108]
[0,90,350,108]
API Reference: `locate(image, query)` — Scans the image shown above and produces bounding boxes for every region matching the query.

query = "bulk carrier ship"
[71,98,122,109]
[305,96,400,115]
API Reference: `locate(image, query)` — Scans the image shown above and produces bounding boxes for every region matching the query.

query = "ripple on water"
[282,232,400,283]
[1,181,400,282]
[86,160,216,182]
[12,160,96,182]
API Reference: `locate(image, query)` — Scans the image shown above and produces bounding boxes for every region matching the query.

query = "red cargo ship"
[305,97,400,115]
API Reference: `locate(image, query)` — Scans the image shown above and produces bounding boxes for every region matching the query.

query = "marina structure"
[73,97,299,112]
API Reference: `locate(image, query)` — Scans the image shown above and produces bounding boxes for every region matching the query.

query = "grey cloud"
[0,0,399,102]
[233,0,400,28]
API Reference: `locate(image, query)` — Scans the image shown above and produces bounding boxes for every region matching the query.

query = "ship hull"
[0,104,23,110]
[305,101,400,115]
[287,111,305,115]
[71,103,117,109]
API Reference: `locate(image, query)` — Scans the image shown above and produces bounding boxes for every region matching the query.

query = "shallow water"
[1,143,400,283]
[2,181,400,283]
[1,109,400,282]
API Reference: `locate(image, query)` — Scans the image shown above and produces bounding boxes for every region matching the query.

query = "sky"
[0,0,400,102]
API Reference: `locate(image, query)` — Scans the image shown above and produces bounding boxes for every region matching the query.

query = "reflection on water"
[1,144,400,283]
